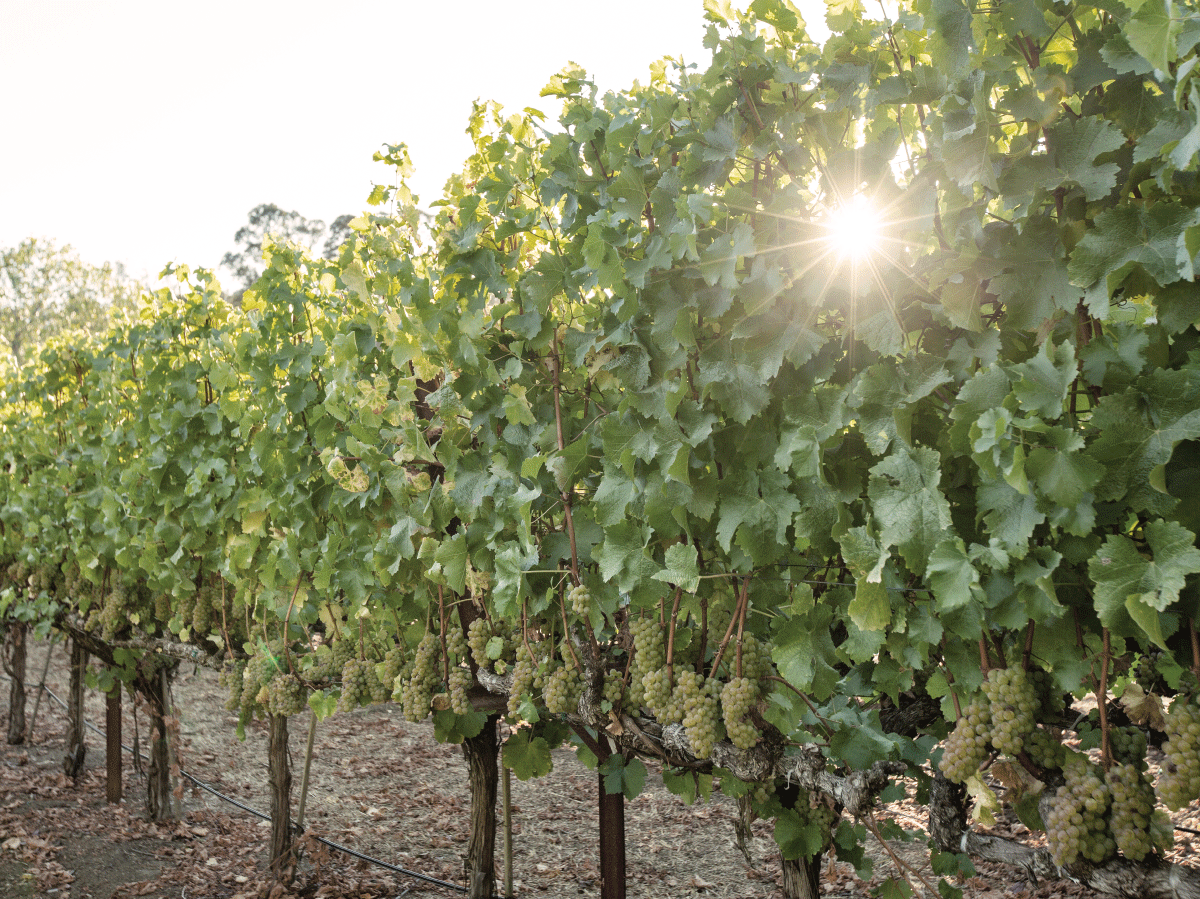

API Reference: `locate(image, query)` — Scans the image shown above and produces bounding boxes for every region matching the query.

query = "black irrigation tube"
[30,680,505,897]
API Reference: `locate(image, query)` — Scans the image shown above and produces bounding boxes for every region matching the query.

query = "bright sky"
[1,2,830,284]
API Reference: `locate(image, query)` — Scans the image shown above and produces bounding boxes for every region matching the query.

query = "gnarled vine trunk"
[461,713,499,899]
[141,660,177,821]
[268,713,295,885]
[929,771,1200,899]
[4,622,27,744]
[781,855,822,899]
[63,638,87,777]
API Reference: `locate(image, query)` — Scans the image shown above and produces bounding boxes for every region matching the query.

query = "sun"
[823,194,885,264]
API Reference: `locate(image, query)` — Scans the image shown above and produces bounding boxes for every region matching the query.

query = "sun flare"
[823,194,884,264]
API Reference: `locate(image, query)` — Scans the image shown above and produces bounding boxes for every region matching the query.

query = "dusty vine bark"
[268,713,295,885]
[139,659,177,821]
[929,771,1200,899]
[461,713,500,899]
[63,638,87,777]
[4,622,26,744]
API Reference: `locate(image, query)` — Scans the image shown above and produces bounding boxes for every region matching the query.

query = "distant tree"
[0,238,139,368]
[221,204,353,301]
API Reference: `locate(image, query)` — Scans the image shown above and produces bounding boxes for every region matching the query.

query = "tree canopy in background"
[220,203,353,301]
[0,238,139,369]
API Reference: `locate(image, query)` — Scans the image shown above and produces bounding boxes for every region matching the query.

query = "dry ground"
[0,638,1196,899]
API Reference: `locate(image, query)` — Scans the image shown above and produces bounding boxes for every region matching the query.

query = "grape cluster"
[544,664,583,715]
[1044,754,1115,867]
[677,670,721,759]
[641,665,675,721]
[1107,761,1172,861]
[721,676,760,750]
[446,627,469,665]
[97,581,130,642]
[1158,697,1200,810]
[983,666,1037,756]
[1133,650,1163,691]
[467,617,494,668]
[507,640,538,717]
[737,635,774,681]
[379,644,405,692]
[307,636,356,684]
[602,671,625,712]
[628,616,665,711]
[220,659,247,712]
[191,583,217,638]
[401,632,440,722]
[568,583,592,616]
[1109,726,1148,769]
[241,642,285,718]
[267,673,309,717]
[338,657,373,712]
[448,667,474,715]
[789,788,838,858]
[1029,667,1065,721]
[940,695,993,784]
[1024,727,1066,771]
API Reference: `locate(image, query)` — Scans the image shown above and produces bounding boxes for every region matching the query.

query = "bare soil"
[0,638,1196,899]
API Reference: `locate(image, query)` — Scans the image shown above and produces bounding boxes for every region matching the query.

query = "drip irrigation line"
[30,680,504,897]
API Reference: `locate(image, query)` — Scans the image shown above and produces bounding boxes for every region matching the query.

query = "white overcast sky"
[1,2,830,282]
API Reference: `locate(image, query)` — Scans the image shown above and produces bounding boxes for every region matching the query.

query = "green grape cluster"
[154,592,172,624]
[940,695,993,784]
[544,664,582,715]
[602,671,625,711]
[242,642,285,717]
[983,667,1037,756]
[379,644,404,691]
[308,636,356,684]
[1029,667,1065,720]
[267,673,309,717]
[98,581,130,642]
[628,616,665,710]
[506,640,541,718]
[220,659,247,712]
[467,617,494,667]
[191,584,216,638]
[338,657,373,712]
[641,665,675,721]
[677,670,721,759]
[1107,761,1172,861]
[1133,650,1163,691]
[721,676,760,750]
[448,667,474,715]
[1025,727,1066,771]
[737,635,774,681]
[446,627,469,665]
[1044,754,1116,867]
[568,583,592,616]
[1109,726,1148,769]
[401,632,440,722]
[787,788,838,858]
[1158,697,1200,810]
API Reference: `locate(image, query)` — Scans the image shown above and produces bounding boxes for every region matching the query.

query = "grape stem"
[556,588,582,673]
[665,587,682,686]
[865,814,940,898]
[1098,627,1111,770]
[1022,620,1035,671]
[711,576,750,679]
[978,637,990,674]
[439,587,449,684]
[281,577,306,675]
[1190,619,1200,677]
[763,675,833,739]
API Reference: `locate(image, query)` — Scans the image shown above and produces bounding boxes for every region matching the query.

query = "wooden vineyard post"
[63,638,88,777]
[4,621,27,744]
[595,739,627,899]
[268,713,295,885]
[503,763,514,899]
[105,686,122,804]
[461,713,500,899]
